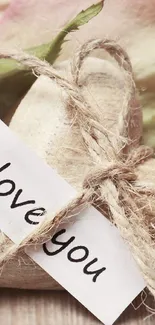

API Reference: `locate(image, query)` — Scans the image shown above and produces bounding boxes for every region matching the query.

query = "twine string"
[0,39,155,296]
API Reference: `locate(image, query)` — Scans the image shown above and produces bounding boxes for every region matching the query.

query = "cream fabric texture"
[0,57,145,289]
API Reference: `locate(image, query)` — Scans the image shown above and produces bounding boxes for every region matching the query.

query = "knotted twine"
[0,39,155,297]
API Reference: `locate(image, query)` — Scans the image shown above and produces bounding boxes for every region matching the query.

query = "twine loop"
[0,39,155,297]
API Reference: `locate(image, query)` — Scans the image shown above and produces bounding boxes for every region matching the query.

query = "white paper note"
[0,120,145,325]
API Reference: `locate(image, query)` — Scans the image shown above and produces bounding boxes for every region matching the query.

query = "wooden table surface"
[0,289,155,325]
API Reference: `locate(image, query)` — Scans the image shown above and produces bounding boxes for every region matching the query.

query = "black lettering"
[0,179,15,196]
[25,207,46,225]
[83,258,106,282]
[67,246,89,262]
[0,163,11,173]
[10,189,35,209]
[43,229,75,256]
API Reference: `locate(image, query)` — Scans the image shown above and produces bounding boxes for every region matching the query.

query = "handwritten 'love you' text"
[0,162,106,282]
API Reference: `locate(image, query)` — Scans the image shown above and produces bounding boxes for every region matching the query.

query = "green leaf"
[0,1,104,121]
[45,0,104,63]
[0,43,52,77]
[0,1,104,75]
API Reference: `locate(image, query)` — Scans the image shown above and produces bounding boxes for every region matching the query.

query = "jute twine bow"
[0,39,155,296]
